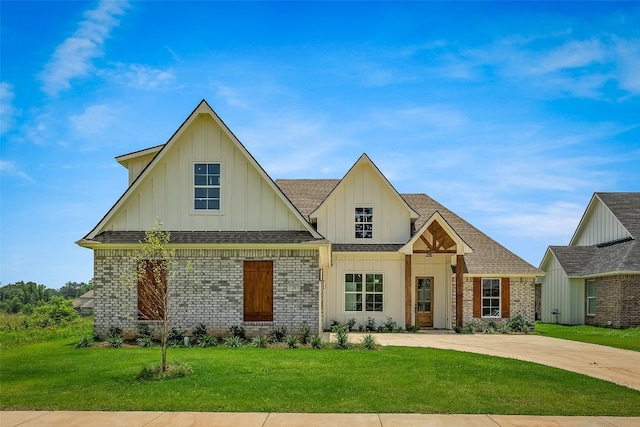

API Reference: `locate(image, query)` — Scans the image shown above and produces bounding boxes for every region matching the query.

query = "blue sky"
[1,1,639,289]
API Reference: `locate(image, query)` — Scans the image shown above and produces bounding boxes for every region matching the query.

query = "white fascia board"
[115,145,163,168]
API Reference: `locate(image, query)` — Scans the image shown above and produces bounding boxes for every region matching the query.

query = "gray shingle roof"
[596,192,640,237]
[88,230,327,245]
[550,193,640,276]
[276,180,541,275]
[333,244,405,252]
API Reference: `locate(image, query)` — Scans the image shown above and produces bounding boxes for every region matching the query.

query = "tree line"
[0,280,93,314]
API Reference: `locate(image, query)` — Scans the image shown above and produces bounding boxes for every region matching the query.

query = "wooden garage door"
[243,261,273,322]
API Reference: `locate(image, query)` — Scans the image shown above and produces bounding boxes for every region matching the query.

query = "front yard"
[1,336,639,415]
[535,322,640,352]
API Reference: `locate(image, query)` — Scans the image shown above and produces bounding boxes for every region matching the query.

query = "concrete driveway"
[345,332,640,391]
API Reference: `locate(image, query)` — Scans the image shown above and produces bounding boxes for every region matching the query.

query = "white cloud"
[495,201,584,243]
[69,104,119,149]
[39,0,130,96]
[105,64,176,90]
[0,82,18,135]
[528,39,606,75]
[613,37,640,95]
[0,160,33,182]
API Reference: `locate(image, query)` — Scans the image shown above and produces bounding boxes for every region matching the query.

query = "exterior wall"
[572,197,630,246]
[125,151,157,185]
[104,114,306,233]
[93,248,320,338]
[540,254,585,325]
[313,161,412,244]
[324,252,405,330]
[461,277,536,327]
[585,274,640,328]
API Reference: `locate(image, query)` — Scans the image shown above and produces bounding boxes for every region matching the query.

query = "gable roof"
[79,100,322,244]
[277,179,541,276]
[544,192,640,276]
[307,154,419,221]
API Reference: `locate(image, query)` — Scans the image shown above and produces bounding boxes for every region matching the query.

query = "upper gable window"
[355,207,373,239]
[194,163,220,210]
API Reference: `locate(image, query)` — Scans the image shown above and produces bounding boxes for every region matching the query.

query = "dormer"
[116,145,163,186]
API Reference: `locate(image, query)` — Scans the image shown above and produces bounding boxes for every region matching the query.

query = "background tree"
[0,281,59,313]
[58,280,94,299]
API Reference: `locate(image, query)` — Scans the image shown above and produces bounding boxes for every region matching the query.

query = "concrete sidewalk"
[2,411,640,427]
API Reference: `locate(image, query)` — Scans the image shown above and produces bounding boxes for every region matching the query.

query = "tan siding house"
[79,100,541,337]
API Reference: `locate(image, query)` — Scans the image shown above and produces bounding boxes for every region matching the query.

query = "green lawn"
[535,322,640,352]
[1,338,639,415]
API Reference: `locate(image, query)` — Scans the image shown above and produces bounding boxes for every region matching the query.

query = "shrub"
[229,325,246,340]
[332,323,349,349]
[286,335,298,349]
[192,323,208,341]
[406,325,421,333]
[347,318,357,331]
[31,297,79,328]
[136,323,153,339]
[269,326,287,343]
[299,322,310,344]
[361,334,377,350]
[364,317,377,332]
[197,334,217,348]
[310,335,323,349]
[167,327,185,347]
[107,336,123,348]
[137,362,193,381]
[75,336,92,349]
[137,337,155,348]
[504,315,534,333]
[224,336,242,348]
[108,325,123,339]
[380,317,401,332]
[252,335,268,348]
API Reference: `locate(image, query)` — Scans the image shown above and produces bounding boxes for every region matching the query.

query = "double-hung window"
[586,279,596,316]
[482,278,500,318]
[344,273,383,312]
[355,207,373,239]
[194,163,220,210]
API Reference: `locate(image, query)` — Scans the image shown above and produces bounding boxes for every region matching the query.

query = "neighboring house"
[77,100,541,338]
[73,289,94,316]
[539,193,640,328]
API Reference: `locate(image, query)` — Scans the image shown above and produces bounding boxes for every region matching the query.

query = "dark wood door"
[415,277,433,327]
[243,261,273,321]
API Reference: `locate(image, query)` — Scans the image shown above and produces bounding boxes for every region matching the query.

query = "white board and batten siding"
[540,254,585,324]
[313,160,412,244]
[571,196,630,246]
[324,252,405,329]
[103,114,307,233]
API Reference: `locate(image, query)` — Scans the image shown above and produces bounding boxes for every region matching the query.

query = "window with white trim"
[344,273,383,312]
[355,207,373,239]
[586,279,596,316]
[482,278,500,318]
[194,163,220,210]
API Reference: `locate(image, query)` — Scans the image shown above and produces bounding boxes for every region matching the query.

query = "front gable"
[400,211,473,256]
[570,193,631,246]
[81,100,320,241]
[309,154,418,244]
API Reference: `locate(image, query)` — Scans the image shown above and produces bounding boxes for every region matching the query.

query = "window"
[355,207,373,238]
[137,260,167,321]
[587,279,596,316]
[194,163,220,210]
[482,278,500,318]
[344,273,383,312]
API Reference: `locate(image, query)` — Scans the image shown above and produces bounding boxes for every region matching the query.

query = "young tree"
[132,221,186,373]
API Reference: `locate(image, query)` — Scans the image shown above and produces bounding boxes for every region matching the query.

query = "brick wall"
[93,248,320,338]
[585,274,640,328]
[458,277,536,328]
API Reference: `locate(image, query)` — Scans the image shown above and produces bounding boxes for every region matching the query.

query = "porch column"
[405,254,412,328]
[456,254,465,328]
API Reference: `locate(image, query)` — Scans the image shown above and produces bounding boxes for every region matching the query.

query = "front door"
[416,277,434,327]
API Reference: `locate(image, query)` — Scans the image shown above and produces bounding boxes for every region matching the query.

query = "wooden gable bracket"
[414,220,457,254]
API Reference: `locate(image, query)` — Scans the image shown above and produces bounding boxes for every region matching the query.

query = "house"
[539,193,640,328]
[77,100,541,338]
[73,289,94,316]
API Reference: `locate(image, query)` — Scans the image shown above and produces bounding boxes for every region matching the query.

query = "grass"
[1,337,639,415]
[535,322,640,352]
[0,313,93,350]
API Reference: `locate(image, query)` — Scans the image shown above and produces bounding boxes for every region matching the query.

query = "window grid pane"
[355,207,373,238]
[345,273,383,312]
[481,278,500,318]
[194,163,221,210]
